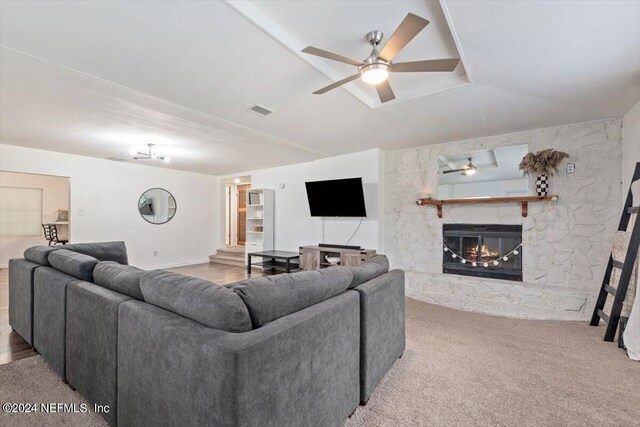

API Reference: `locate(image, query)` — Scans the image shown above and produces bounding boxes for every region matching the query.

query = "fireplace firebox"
[443,224,523,281]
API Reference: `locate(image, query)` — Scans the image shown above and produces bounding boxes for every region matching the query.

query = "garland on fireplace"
[443,243,524,268]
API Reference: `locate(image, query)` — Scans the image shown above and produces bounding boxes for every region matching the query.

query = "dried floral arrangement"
[519,149,569,176]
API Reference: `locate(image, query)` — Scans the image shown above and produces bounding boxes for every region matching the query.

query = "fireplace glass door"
[443,224,522,281]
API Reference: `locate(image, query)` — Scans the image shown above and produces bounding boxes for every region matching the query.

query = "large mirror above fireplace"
[437,144,529,200]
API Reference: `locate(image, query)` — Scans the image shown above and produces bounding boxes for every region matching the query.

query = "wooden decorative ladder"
[590,162,640,341]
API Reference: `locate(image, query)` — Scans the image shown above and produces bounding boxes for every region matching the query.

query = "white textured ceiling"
[234,0,469,107]
[0,0,638,175]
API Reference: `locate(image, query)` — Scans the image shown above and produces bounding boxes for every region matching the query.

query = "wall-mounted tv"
[305,177,367,217]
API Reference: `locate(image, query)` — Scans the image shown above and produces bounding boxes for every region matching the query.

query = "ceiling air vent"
[248,104,273,117]
[107,157,128,162]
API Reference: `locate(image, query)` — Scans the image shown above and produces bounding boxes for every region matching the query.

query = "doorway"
[224,176,251,247]
[0,171,70,267]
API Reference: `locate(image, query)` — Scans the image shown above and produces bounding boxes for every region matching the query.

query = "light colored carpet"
[347,299,639,427]
[0,356,106,427]
[1,298,638,427]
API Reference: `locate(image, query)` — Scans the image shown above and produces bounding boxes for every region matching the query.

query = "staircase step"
[225,245,246,253]
[216,249,245,259]
[209,255,245,268]
[211,254,245,262]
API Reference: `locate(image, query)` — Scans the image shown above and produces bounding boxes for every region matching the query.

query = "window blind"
[0,186,43,236]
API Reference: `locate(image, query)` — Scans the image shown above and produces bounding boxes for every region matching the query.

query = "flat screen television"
[305,177,367,217]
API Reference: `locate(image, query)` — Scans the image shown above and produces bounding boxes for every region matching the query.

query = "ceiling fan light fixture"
[463,167,476,176]
[131,143,170,163]
[360,63,390,85]
[462,157,476,175]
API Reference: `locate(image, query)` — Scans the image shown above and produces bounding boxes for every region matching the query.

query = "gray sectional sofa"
[9,242,405,426]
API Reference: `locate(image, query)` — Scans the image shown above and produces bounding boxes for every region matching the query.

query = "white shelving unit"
[245,188,274,265]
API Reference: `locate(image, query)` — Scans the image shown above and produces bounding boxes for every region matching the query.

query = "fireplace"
[443,224,523,281]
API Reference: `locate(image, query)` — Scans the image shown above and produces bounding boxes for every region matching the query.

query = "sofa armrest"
[66,281,133,425]
[354,269,405,402]
[8,258,41,345]
[117,291,360,427]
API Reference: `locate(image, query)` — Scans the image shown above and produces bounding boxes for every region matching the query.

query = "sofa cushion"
[48,250,98,282]
[65,241,129,265]
[347,255,390,288]
[93,261,144,300]
[233,266,353,328]
[140,270,252,333]
[24,246,59,266]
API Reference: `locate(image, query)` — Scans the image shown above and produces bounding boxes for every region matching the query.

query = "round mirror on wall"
[138,188,177,225]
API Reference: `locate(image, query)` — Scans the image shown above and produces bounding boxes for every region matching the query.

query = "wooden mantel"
[416,195,558,218]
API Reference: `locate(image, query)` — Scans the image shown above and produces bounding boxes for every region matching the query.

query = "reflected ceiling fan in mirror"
[443,157,477,175]
[301,13,460,104]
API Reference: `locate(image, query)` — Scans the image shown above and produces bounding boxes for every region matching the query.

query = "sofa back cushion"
[24,246,59,266]
[140,270,252,333]
[233,266,353,328]
[93,261,144,300]
[65,241,129,265]
[347,254,390,288]
[48,249,99,282]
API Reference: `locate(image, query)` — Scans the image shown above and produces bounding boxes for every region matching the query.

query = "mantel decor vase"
[535,175,548,197]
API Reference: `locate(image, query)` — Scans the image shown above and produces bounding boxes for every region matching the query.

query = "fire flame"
[466,244,499,262]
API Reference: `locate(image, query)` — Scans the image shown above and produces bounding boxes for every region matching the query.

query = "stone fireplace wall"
[384,119,622,320]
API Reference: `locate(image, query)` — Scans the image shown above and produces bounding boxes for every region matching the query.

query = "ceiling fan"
[443,157,477,175]
[130,144,170,163]
[301,13,460,104]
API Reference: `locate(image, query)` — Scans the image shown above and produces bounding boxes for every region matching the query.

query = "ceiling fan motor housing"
[366,30,384,46]
[360,48,390,74]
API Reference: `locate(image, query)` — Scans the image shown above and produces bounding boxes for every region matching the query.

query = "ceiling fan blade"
[375,80,396,103]
[378,13,429,63]
[442,168,465,174]
[312,73,361,95]
[392,59,460,73]
[302,46,364,66]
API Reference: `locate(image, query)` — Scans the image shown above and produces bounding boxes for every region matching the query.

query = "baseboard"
[139,259,210,270]
[0,263,7,269]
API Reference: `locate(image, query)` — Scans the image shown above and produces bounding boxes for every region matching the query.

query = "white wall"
[0,171,70,266]
[0,144,222,269]
[240,149,384,252]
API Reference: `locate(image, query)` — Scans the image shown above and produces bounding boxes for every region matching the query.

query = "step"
[225,245,246,253]
[209,255,245,268]
[597,309,610,323]
[210,254,245,263]
[216,249,245,259]
[612,259,624,269]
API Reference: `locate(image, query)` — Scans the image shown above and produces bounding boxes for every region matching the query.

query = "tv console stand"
[318,243,361,250]
[299,245,376,271]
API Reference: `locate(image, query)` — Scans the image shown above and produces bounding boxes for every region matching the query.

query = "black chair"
[42,224,68,246]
